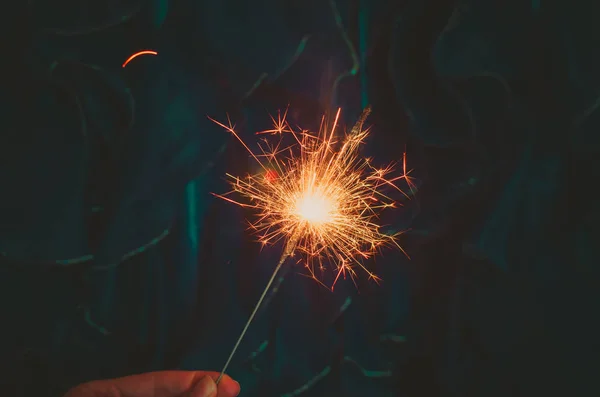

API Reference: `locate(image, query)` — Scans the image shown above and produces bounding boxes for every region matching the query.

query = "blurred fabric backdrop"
[0,0,598,396]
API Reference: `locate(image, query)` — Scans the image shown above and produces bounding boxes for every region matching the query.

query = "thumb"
[187,376,217,397]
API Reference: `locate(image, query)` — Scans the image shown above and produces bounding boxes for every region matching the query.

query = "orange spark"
[265,169,279,182]
[122,50,158,68]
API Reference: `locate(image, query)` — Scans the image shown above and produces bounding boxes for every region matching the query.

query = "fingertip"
[215,375,240,397]
[189,376,217,397]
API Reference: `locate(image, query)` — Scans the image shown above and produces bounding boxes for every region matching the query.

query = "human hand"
[63,371,240,397]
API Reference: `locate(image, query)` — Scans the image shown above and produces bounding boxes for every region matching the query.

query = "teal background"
[1,1,598,396]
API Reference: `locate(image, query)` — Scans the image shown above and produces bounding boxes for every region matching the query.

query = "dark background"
[1,1,598,396]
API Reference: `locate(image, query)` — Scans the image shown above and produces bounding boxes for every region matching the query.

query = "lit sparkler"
[210,106,414,383]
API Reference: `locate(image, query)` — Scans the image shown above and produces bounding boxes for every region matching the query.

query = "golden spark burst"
[210,106,414,289]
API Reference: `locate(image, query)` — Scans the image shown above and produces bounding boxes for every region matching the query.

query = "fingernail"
[190,376,216,397]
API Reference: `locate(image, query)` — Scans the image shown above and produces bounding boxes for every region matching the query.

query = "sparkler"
[210,106,414,384]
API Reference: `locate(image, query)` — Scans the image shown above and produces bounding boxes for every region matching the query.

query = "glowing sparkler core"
[295,189,334,225]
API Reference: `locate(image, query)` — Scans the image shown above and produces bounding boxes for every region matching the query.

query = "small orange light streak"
[122,50,158,68]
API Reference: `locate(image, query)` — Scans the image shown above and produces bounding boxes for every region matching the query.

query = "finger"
[184,375,243,397]
[64,371,239,397]
[176,372,239,397]
[186,376,216,397]
[105,371,213,397]
[209,374,240,397]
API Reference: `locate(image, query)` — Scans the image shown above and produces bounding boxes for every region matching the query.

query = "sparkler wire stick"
[216,232,300,384]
